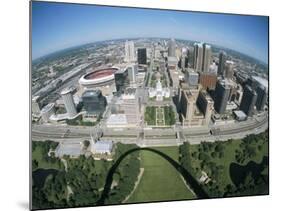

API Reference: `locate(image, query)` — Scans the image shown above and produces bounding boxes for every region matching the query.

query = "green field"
[127,146,196,203]
[32,144,61,170]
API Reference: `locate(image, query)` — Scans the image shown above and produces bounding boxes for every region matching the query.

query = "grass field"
[127,146,196,203]
[32,146,61,170]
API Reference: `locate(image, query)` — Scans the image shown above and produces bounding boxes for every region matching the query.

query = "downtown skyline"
[32,1,269,64]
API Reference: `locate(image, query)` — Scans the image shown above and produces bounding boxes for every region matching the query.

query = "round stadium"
[79,67,119,88]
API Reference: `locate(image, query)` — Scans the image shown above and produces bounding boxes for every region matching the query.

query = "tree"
[83,140,90,149]
[32,160,38,170]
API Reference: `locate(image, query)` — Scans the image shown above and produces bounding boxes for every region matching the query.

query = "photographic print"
[30,1,269,210]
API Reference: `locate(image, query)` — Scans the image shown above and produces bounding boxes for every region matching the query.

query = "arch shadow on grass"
[96,147,209,205]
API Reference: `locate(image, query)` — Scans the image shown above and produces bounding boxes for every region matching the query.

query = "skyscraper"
[199,72,217,90]
[168,39,176,57]
[218,51,226,76]
[214,80,231,114]
[202,43,212,72]
[186,69,199,87]
[127,64,138,85]
[114,68,130,93]
[240,85,257,116]
[255,85,267,111]
[125,40,135,63]
[61,87,77,118]
[193,43,204,71]
[225,60,234,79]
[197,91,214,125]
[137,48,147,65]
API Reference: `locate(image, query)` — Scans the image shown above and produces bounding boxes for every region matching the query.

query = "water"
[229,156,268,187]
[32,168,59,189]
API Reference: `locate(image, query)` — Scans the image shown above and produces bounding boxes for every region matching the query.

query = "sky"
[32,1,269,63]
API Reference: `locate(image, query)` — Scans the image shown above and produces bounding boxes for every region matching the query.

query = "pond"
[32,168,59,189]
[229,156,268,187]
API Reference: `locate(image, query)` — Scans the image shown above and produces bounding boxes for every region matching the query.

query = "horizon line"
[32,36,268,66]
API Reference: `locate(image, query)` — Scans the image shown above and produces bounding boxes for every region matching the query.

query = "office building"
[178,85,206,127]
[125,40,135,63]
[114,68,130,93]
[127,64,138,85]
[209,62,218,74]
[114,88,140,126]
[179,56,188,69]
[41,103,55,123]
[82,90,107,116]
[168,39,176,57]
[91,140,113,155]
[233,110,247,121]
[180,47,189,69]
[255,85,268,111]
[214,80,231,114]
[193,43,204,71]
[225,60,234,79]
[199,72,217,90]
[137,48,147,65]
[167,56,178,69]
[240,85,257,116]
[197,91,214,125]
[202,43,212,72]
[179,89,197,126]
[186,69,199,87]
[218,51,226,76]
[61,87,77,118]
[32,96,41,116]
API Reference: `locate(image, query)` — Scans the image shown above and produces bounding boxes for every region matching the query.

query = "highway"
[31,111,268,147]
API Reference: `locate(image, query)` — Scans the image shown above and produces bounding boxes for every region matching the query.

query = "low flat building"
[233,110,247,121]
[91,140,113,155]
[55,142,84,158]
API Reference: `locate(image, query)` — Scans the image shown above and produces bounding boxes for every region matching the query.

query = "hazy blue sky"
[32,2,269,63]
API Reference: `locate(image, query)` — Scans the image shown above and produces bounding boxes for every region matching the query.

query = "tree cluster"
[164,106,176,125]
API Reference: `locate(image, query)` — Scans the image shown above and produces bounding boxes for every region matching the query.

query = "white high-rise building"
[168,39,176,57]
[125,41,135,63]
[61,87,77,118]
[203,44,212,72]
[127,64,138,85]
[225,60,235,79]
[193,43,204,71]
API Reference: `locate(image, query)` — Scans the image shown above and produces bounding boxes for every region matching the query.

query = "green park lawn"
[127,146,196,203]
[32,145,61,170]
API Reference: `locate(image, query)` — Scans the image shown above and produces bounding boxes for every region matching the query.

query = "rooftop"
[55,142,83,158]
[252,76,268,89]
[41,103,55,113]
[92,140,113,152]
[61,87,73,95]
[82,89,101,97]
[233,110,247,119]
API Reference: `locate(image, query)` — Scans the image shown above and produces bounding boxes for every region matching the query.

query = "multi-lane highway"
[31,110,268,147]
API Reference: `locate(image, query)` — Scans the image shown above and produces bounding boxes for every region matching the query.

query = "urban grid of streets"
[31,38,268,149]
